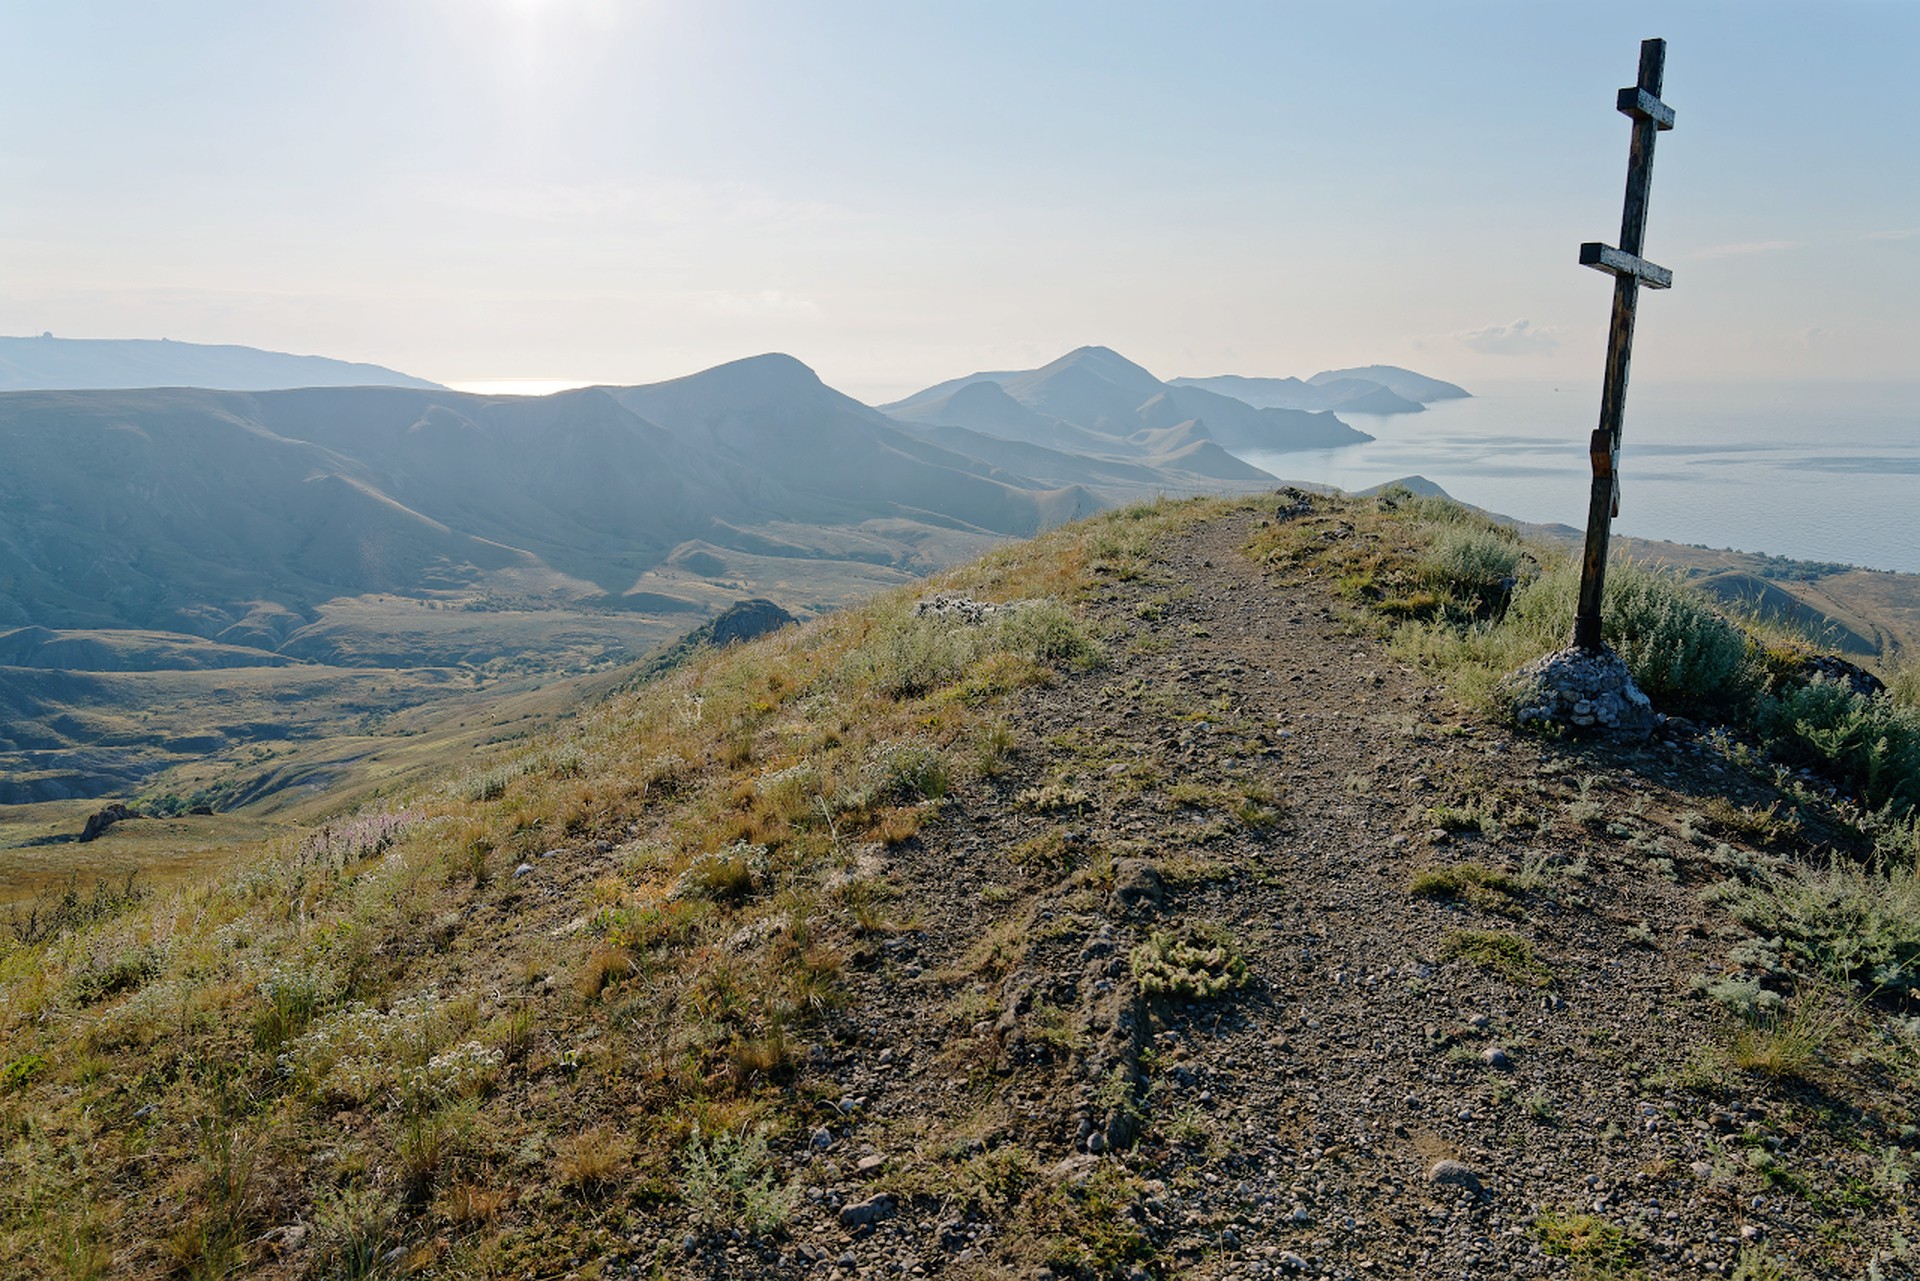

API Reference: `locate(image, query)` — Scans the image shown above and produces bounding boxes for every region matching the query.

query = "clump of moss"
[1440,928,1553,988]
[1130,925,1248,999]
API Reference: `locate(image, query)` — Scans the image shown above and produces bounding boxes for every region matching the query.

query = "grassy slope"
[1,495,1916,1279]
[1524,527,1920,671]
[0,541,949,823]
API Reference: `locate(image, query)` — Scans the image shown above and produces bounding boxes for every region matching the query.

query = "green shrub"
[1698,976,1784,1018]
[1731,1244,1794,1281]
[1000,599,1104,668]
[1418,527,1525,604]
[868,740,948,803]
[1376,486,1493,528]
[840,598,1101,700]
[69,945,162,1006]
[673,843,765,903]
[3,872,144,946]
[1,1052,47,1093]
[1759,679,1920,814]
[680,1124,797,1234]
[1889,660,1920,711]
[1409,862,1524,914]
[1725,859,1920,997]
[1725,1000,1834,1081]
[253,965,336,1051]
[1439,928,1553,987]
[1505,560,1753,708]
[312,1184,396,1280]
[1534,1208,1642,1272]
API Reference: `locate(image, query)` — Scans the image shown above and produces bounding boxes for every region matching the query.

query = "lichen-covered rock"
[1782,653,1886,699]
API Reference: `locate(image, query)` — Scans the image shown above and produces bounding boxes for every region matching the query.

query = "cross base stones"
[1503,645,1655,740]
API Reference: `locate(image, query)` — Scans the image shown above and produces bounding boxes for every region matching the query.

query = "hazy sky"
[3,1,1915,400]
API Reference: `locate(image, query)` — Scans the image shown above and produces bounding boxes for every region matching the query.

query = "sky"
[2,1,1915,402]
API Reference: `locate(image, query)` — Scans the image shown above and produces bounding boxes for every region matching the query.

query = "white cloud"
[1453,319,1560,356]
[1866,227,1920,241]
[698,290,822,319]
[1692,239,1798,260]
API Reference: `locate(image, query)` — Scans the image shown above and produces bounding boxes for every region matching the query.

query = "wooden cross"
[1572,38,1675,652]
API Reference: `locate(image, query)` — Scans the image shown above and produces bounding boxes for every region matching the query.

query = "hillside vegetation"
[3,492,1918,1279]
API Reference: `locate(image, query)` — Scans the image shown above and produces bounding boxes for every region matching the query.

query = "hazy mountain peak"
[1044,345,1164,394]
[1307,364,1469,402]
[669,351,826,393]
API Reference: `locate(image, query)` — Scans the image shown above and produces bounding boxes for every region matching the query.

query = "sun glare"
[445,378,599,397]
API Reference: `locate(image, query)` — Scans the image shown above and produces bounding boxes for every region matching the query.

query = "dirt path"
[649,506,1916,1280]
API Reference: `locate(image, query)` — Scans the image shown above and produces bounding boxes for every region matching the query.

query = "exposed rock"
[914,594,1019,624]
[706,598,798,649]
[78,802,134,843]
[1110,858,1164,911]
[1426,1158,1484,1196]
[627,598,798,687]
[837,1194,896,1230]
[261,1224,309,1255]
[1273,487,1317,522]
[1784,653,1886,699]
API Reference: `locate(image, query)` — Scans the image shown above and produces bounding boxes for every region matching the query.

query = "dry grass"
[0,497,1173,1275]
[555,1125,630,1191]
[1725,1002,1839,1082]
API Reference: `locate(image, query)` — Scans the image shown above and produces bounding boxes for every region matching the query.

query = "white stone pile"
[1504,645,1656,738]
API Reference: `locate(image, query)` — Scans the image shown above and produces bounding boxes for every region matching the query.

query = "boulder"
[79,802,134,842]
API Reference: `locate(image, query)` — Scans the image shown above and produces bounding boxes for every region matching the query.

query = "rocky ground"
[628,506,1917,1279]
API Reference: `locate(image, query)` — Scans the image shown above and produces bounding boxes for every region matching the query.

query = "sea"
[1234,379,1920,575]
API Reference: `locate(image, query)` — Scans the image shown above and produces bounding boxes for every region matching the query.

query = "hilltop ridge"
[0,335,442,392]
[4,492,1915,1278]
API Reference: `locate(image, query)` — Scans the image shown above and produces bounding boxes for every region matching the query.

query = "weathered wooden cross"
[1572,37,1675,652]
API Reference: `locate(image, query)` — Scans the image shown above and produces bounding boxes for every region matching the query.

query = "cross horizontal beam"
[1579,241,1672,289]
[1616,86,1676,130]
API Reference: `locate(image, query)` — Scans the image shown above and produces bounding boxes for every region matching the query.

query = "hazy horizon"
[4,2,1915,403]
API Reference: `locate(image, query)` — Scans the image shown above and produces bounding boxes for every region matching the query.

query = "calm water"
[1236,379,1920,574]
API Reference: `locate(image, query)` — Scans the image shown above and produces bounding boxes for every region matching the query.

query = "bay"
[1235,378,1920,574]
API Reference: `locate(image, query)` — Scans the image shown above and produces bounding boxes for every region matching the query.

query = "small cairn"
[914,594,1016,624]
[1503,645,1655,739]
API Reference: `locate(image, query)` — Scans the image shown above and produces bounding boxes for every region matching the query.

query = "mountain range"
[881,346,1374,453]
[1169,364,1471,415]
[0,349,1278,801]
[0,355,1121,658]
[0,342,1480,805]
[0,335,442,392]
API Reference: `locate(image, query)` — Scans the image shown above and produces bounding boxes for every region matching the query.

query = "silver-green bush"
[1760,680,1920,814]
[1505,560,1753,707]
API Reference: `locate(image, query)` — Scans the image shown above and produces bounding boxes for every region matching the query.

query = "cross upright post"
[1572,38,1675,652]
